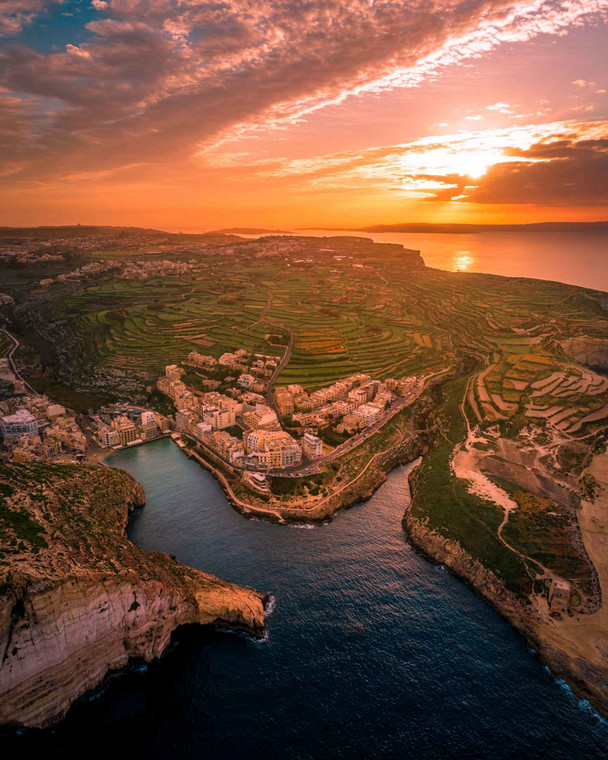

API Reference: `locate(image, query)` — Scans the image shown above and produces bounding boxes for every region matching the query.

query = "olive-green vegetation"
[4,233,608,603]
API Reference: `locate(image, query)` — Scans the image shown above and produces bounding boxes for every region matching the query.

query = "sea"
[8,230,608,758]
[297,229,608,292]
[9,438,608,759]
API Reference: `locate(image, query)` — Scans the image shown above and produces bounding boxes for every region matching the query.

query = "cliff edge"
[0,461,267,730]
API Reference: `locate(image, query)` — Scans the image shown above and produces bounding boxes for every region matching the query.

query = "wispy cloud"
[241,119,608,205]
[0,0,607,185]
[0,1,62,37]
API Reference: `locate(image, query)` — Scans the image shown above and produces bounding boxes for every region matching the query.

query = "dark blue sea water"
[10,438,608,758]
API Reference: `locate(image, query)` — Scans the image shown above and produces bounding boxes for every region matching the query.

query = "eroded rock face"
[562,337,608,370]
[404,460,608,719]
[0,462,267,729]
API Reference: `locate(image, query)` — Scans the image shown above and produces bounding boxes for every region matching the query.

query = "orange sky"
[1,1,607,229]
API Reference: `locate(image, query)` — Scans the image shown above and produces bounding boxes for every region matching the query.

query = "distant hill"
[355,221,608,234]
[0,225,244,244]
[213,227,293,235]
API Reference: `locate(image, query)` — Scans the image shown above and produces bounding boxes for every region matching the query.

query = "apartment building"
[112,415,139,446]
[140,410,160,439]
[353,403,382,426]
[275,388,295,416]
[302,432,323,460]
[202,405,237,430]
[187,351,217,368]
[0,409,39,442]
[246,430,302,468]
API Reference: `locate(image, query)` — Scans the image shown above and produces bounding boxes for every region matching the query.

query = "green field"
[5,234,608,605]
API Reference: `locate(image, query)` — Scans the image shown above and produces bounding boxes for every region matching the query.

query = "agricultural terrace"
[12,238,608,410]
[6,234,608,608]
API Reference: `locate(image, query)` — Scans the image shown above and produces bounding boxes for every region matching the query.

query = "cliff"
[0,462,267,730]
[562,336,608,370]
[403,456,608,717]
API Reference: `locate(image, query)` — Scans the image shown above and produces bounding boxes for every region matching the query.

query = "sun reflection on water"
[454,252,474,271]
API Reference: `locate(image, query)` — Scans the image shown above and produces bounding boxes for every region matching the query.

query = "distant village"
[37,258,197,288]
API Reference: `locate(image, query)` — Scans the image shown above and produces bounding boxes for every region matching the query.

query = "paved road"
[251,291,274,327]
[275,365,453,478]
[0,327,39,396]
[265,327,295,412]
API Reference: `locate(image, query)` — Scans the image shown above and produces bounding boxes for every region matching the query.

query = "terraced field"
[5,232,608,717]
[13,239,608,411]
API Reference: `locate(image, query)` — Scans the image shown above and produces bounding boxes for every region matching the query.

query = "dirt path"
[454,361,552,579]
[535,449,608,670]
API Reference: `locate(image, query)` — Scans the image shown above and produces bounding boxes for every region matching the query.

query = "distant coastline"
[300,221,608,235]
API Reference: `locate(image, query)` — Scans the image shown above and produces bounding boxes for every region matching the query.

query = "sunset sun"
[2,0,608,755]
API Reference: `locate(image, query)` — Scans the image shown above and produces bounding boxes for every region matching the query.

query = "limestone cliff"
[403,459,608,718]
[0,462,267,730]
[562,336,608,370]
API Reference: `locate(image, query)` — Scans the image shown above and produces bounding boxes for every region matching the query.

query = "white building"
[354,403,382,426]
[302,433,323,459]
[202,406,237,430]
[97,425,120,448]
[245,430,302,468]
[140,410,160,439]
[0,409,39,441]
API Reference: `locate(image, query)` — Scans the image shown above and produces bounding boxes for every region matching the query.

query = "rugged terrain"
[2,228,608,718]
[0,462,267,729]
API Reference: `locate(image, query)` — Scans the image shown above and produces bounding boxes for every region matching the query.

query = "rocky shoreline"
[189,419,608,718]
[402,463,608,719]
[0,462,268,730]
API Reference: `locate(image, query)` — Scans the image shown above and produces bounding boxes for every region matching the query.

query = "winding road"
[265,327,295,412]
[0,327,39,396]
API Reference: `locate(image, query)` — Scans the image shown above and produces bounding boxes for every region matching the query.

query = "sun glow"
[399,146,511,180]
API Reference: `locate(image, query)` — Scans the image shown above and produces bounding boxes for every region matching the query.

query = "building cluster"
[0,395,87,463]
[89,404,170,448]
[0,356,27,395]
[39,258,196,288]
[0,246,65,265]
[157,363,322,471]
[186,349,278,394]
[157,355,421,473]
[274,374,419,436]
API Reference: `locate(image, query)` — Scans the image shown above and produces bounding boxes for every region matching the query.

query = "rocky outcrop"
[562,336,608,370]
[0,462,267,730]
[403,510,533,635]
[403,466,608,718]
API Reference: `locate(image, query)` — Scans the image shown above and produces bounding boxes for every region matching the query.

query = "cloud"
[244,119,608,206]
[0,0,607,185]
[91,0,108,9]
[0,1,62,36]
[472,134,608,206]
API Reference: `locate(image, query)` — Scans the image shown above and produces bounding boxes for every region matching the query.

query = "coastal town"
[0,332,423,496]
[153,349,423,488]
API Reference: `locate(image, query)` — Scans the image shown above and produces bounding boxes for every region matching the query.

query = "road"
[0,327,39,396]
[265,327,295,412]
[251,291,274,327]
[274,365,453,477]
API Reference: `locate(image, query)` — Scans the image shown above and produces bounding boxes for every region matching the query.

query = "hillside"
[0,462,267,729]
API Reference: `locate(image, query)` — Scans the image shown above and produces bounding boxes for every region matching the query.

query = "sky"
[0,0,607,230]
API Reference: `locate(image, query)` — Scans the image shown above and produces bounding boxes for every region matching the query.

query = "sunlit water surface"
[11,438,608,759]
[289,229,608,292]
